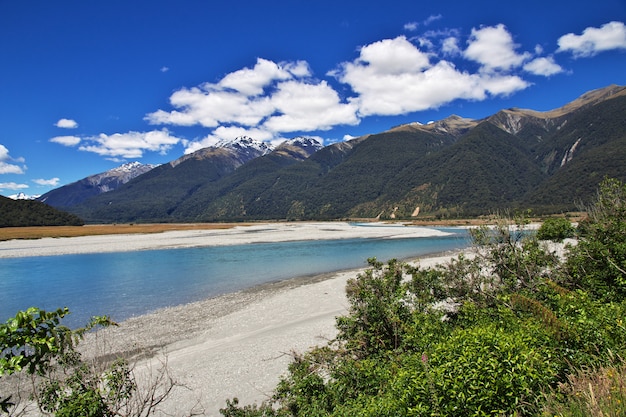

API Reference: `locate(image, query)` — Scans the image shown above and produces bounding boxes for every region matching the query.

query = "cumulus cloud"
[332,35,528,116]
[523,56,563,76]
[55,118,78,129]
[442,36,461,56]
[0,182,29,191]
[557,21,626,57]
[77,129,182,158]
[0,144,26,174]
[0,163,25,175]
[464,24,531,72]
[33,178,60,186]
[264,80,358,132]
[146,57,360,145]
[0,144,11,161]
[218,58,300,95]
[145,58,309,128]
[147,86,274,128]
[145,22,581,148]
[51,130,182,158]
[50,135,82,146]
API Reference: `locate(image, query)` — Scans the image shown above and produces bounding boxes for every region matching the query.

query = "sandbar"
[0,222,452,258]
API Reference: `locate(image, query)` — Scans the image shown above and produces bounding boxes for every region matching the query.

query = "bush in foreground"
[536,217,576,242]
[1,308,197,417]
[222,179,626,416]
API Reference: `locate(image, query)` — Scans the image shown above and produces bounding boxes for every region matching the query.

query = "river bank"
[0,221,453,258]
[2,222,467,416]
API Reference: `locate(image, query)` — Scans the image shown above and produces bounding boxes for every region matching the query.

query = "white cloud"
[523,56,563,76]
[145,23,581,146]
[423,14,442,26]
[557,21,626,57]
[479,74,529,96]
[0,144,26,174]
[406,14,442,31]
[0,144,10,160]
[50,135,82,146]
[55,118,78,129]
[149,59,314,131]
[404,22,419,31]
[160,66,170,73]
[33,177,60,186]
[442,36,461,56]
[76,129,182,159]
[51,130,182,158]
[156,86,274,127]
[0,182,28,190]
[464,24,531,72]
[147,57,358,138]
[218,58,294,95]
[0,162,25,175]
[332,36,528,117]
[263,80,359,132]
[356,36,431,75]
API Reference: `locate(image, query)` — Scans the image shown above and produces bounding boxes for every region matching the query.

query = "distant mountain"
[66,136,303,223]
[38,162,157,208]
[0,195,84,227]
[8,192,39,200]
[44,85,626,223]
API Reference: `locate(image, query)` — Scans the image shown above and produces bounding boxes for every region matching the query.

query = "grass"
[0,223,249,241]
[542,361,626,417]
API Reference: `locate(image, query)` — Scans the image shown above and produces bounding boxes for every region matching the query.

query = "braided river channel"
[0,227,470,327]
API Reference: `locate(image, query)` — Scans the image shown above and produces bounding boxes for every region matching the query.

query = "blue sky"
[1,0,625,197]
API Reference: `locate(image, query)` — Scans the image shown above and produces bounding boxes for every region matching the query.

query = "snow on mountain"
[8,192,40,200]
[38,162,157,207]
[86,162,158,192]
[282,136,324,153]
[216,136,274,155]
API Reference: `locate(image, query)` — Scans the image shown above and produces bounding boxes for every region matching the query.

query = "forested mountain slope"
[54,85,626,222]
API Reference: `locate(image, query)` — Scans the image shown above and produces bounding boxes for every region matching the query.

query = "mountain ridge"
[42,84,626,222]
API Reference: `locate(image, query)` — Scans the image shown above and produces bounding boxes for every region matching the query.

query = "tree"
[566,177,626,301]
[1,307,77,413]
[1,307,198,417]
[537,217,576,242]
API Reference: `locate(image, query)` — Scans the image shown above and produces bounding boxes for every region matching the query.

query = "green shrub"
[537,217,576,241]
[566,177,626,301]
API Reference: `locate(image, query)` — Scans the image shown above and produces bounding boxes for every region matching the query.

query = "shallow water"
[0,227,470,327]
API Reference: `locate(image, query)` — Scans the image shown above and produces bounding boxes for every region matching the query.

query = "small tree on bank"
[1,307,199,417]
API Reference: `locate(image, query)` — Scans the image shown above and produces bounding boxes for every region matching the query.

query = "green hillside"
[0,196,84,227]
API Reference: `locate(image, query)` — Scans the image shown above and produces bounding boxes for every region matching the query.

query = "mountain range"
[38,84,626,223]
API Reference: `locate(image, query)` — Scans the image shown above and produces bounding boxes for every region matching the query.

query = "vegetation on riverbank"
[221,178,626,416]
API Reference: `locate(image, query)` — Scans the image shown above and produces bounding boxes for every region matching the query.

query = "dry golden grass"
[0,223,249,241]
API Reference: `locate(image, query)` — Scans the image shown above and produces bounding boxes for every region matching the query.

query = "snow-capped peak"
[281,136,324,152]
[216,136,274,155]
[8,192,39,200]
[110,161,156,173]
